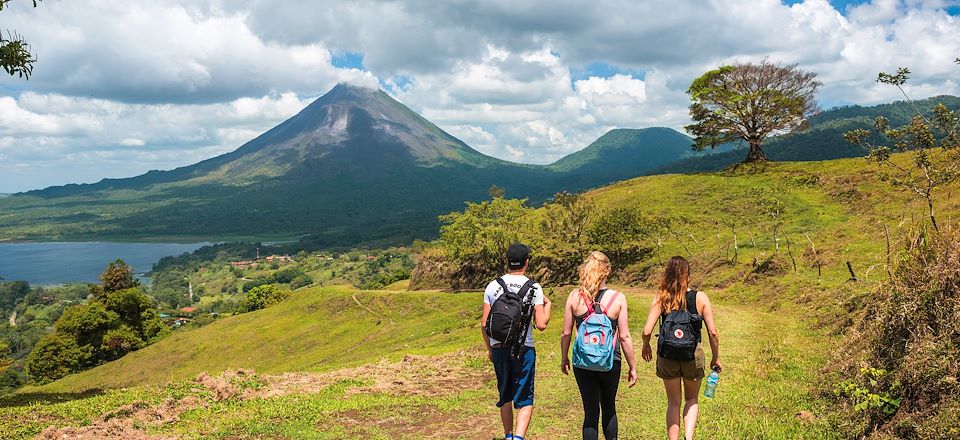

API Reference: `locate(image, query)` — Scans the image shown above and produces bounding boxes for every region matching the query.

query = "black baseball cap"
[507,243,531,269]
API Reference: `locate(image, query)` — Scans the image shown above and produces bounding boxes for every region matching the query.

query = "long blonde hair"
[579,251,612,301]
[657,256,690,313]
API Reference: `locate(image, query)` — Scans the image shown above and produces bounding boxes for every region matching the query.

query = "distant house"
[367,255,377,261]
[172,317,191,327]
[180,307,197,313]
[265,255,294,262]
[159,313,171,319]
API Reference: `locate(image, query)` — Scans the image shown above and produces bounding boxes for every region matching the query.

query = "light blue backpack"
[572,289,620,372]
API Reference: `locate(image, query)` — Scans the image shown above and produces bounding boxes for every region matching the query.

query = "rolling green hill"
[546,127,698,188]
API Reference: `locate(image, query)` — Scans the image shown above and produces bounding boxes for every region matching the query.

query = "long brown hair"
[657,256,690,313]
[579,251,611,302]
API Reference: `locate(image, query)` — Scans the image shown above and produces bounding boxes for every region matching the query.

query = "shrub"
[25,333,91,384]
[242,285,290,312]
[289,274,313,290]
[828,227,960,437]
[24,260,169,384]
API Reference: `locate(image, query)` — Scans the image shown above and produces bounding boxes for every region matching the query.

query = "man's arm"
[534,289,552,331]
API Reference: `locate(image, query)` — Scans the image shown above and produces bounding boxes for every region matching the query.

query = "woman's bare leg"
[682,378,702,440]
[663,378,683,440]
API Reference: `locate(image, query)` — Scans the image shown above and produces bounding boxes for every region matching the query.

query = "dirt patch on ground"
[35,351,490,440]
[340,406,492,439]
[36,417,177,440]
[36,394,205,440]
[251,350,490,400]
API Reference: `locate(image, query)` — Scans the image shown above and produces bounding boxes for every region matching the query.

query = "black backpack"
[485,278,537,346]
[657,289,703,361]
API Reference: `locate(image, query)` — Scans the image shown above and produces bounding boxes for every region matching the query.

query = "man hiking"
[481,243,552,440]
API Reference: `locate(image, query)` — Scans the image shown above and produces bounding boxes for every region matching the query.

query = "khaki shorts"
[656,345,705,380]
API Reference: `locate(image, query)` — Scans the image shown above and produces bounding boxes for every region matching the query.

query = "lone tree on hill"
[0,0,41,79]
[686,60,821,163]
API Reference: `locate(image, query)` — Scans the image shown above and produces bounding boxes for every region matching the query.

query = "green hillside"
[4,152,958,438]
[545,128,697,188]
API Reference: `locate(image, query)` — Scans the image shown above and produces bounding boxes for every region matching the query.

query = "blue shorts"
[491,346,536,408]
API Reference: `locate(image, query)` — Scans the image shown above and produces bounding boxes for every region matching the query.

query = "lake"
[0,242,211,285]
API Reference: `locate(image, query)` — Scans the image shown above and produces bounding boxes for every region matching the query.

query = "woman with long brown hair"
[641,256,721,440]
[560,251,638,440]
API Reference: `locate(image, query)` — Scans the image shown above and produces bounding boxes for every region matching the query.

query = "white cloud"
[2,0,960,191]
[119,138,146,147]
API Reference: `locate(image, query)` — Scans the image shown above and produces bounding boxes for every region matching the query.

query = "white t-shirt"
[483,273,545,348]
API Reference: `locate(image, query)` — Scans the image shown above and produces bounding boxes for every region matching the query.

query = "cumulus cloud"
[1,0,377,103]
[2,0,960,191]
[0,91,316,191]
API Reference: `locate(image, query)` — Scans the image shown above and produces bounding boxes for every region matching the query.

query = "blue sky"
[1,0,959,192]
[788,0,960,14]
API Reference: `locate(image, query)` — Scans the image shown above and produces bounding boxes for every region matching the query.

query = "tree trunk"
[742,140,769,163]
[927,196,939,232]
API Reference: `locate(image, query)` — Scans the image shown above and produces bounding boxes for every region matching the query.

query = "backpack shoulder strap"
[602,290,620,312]
[516,279,536,300]
[495,277,511,295]
[589,288,608,314]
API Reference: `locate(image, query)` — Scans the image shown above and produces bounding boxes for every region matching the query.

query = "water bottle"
[704,366,720,398]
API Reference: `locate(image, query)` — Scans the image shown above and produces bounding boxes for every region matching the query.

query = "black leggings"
[573,361,621,440]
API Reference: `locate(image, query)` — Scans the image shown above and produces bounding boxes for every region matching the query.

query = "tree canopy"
[25,260,167,384]
[686,60,821,163]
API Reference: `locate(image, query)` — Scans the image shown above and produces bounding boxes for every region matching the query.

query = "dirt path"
[352,293,396,324]
[8,310,15,327]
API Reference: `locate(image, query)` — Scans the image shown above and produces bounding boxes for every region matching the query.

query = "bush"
[242,285,290,312]
[437,197,537,282]
[25,333,91,384]
[289,275,313,290]
[24,260,169,384]
[827,227,960,437]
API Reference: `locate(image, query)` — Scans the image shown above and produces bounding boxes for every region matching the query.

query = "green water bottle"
[704,366,720,398]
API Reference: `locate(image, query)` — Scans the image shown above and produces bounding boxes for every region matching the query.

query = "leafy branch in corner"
[844,59,960,231]
[0,0,41,79]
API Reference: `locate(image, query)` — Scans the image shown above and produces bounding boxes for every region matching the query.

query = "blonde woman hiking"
[560,251,638,440]
[641,256,721,440]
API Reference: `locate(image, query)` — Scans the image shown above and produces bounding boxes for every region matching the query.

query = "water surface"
[0,242,210,285]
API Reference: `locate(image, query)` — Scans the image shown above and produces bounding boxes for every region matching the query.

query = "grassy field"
[1,285,836,439]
